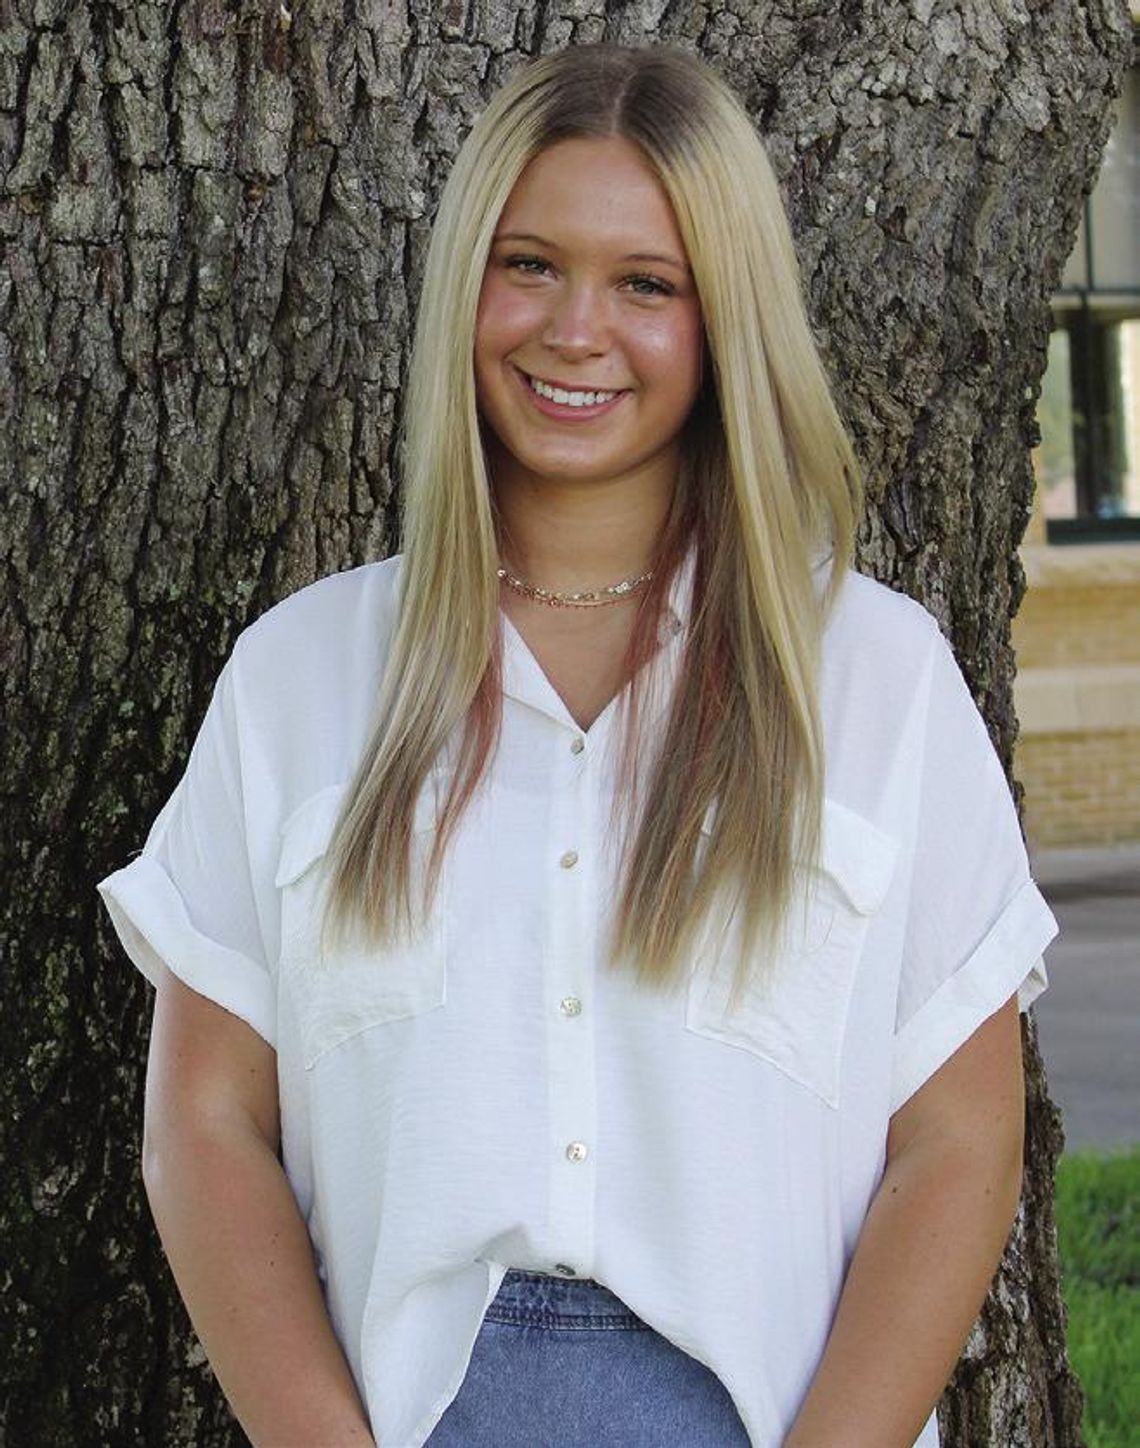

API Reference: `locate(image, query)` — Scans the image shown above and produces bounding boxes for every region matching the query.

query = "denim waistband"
[486,1269,651,1330]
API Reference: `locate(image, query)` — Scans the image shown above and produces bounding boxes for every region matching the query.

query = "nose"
[541,281,609,359]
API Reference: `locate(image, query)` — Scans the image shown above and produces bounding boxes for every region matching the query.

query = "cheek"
[474,287,507,412]
[635,307,705,393]
[474,286,530,425]
[475,277,538,362]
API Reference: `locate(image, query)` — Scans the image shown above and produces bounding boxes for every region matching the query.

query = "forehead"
[494,136,687,256]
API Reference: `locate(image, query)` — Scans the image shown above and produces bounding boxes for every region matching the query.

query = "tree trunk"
[2,2,1130,1443]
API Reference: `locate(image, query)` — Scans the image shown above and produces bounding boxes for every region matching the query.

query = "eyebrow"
[493,231,691,274]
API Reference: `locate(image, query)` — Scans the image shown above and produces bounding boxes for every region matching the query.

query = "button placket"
[545,728,598,1279]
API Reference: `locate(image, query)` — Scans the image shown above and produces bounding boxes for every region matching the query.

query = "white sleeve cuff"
[98,856,277,1050]
[889,878,1057,1115]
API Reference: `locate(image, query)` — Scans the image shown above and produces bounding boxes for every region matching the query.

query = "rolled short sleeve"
[889,625,1058,1115]
[97,656,277,1049]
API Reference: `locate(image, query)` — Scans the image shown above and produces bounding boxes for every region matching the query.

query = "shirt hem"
[888,878,1056,1115]
[97,857,278,1049]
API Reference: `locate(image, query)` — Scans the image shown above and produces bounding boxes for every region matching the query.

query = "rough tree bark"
[1,1,1130,1443]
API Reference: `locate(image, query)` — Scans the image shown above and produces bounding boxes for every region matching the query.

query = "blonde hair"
[326,44,863,1014]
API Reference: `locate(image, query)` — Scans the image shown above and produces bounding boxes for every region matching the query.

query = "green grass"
[1054,1146,1140,1448]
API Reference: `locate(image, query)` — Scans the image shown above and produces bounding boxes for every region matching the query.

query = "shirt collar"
[499,548,695,727]
[498,539,836,723]
[662,542,696,638]
[662,538,835,634]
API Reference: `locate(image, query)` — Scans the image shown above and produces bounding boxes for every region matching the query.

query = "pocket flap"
[700,796,897,917]
[275,784,349,889]
[819,798,897,915]
[275,775,445,889]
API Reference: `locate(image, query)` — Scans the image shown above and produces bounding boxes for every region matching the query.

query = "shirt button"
[559,850,579,869]
[570,737,585,755]
[566,1142,588,1162]
[560,996,582,1016]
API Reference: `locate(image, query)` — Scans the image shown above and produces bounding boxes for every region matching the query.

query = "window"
[1036,53,1140,542]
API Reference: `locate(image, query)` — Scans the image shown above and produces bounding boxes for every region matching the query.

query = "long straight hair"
[325,45,863,1014]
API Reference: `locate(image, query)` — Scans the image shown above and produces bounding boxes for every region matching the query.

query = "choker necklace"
[496,564,654,608]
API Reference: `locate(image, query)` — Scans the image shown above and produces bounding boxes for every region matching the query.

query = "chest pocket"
[684,797,897,1109]
[275,779,447,1070]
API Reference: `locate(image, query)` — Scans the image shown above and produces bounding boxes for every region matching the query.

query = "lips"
[513,366,629,420]
[534,382,614,407]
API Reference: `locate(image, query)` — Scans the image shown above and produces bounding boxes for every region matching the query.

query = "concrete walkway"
[1028,844,1140,1154]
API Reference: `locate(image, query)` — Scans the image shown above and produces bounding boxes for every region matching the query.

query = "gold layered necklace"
[496,564,653,609]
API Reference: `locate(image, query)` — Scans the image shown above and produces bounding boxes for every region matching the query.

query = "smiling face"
[474,135,705,504]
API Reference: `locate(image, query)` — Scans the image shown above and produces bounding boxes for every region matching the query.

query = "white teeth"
[528,374,617,407]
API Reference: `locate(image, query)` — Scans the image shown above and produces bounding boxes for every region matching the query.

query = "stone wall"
[1013,541,1140,847]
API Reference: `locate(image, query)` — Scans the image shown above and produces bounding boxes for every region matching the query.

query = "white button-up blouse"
[98,550,1058,1448]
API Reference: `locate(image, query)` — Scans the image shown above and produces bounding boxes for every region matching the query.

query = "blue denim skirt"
[424,1268,751,1446]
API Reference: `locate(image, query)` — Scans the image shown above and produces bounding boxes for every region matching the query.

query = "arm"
[142,965,376,1448]
[783,993,1026,1448]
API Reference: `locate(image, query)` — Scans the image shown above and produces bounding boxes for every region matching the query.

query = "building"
[1013,11,1140,848]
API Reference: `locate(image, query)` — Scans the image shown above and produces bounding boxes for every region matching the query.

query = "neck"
[490,447,678,590]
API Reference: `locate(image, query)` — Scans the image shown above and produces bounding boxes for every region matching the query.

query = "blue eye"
[625,274,674,297]
[500,256,674,296]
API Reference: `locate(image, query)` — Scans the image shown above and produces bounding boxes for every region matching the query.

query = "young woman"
[99,44,1059,1448]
